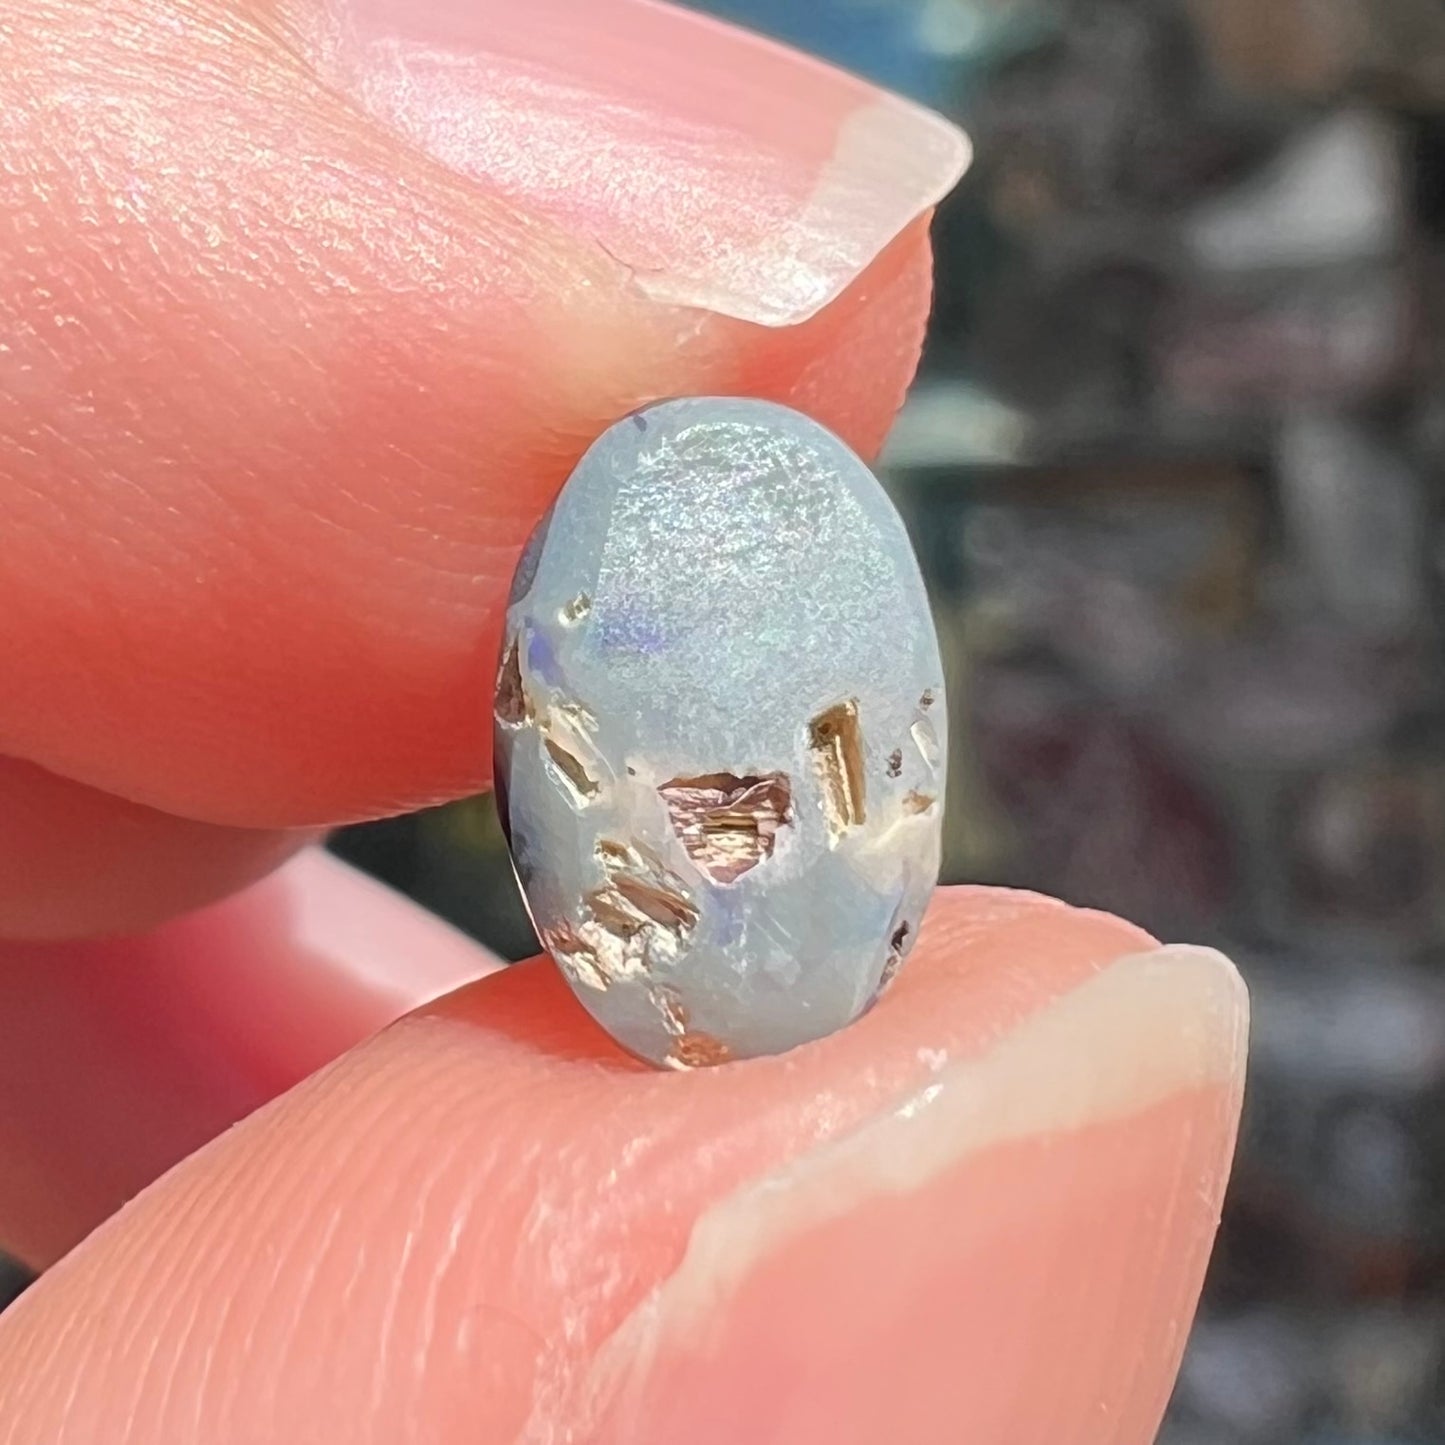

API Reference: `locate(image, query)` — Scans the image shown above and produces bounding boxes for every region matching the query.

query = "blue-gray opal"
[494,398,946,1068]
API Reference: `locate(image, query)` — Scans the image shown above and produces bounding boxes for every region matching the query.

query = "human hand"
[0,1,1248,1440]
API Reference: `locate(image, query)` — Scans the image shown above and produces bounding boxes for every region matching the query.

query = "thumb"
[0,887,1247,1445]
[0,0,967,830]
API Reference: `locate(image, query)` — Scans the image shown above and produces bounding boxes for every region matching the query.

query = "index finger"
[0,0,966,830]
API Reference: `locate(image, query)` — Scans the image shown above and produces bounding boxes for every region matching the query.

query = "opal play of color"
[494,398,946,1068]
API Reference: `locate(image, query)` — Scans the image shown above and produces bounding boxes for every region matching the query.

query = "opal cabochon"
[495,398,946,1068]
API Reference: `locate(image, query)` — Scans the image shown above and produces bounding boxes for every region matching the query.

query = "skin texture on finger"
[0,757,316,941]
[0,0,962,830]
[0,850,497,1268]
[0,886,1248,1445]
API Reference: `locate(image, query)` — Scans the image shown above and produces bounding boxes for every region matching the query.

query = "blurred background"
[8,1,1444,1440]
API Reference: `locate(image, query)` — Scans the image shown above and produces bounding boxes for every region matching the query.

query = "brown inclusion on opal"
[659,772,793,883]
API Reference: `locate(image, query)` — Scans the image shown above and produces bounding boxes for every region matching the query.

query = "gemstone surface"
[494,398,946,1068]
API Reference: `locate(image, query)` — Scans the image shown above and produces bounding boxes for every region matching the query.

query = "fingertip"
[583,945,1247,1444]
[0,888,1245,1445]
[0,0,952,826]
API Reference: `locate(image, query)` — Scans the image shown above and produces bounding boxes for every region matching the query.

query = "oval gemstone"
[494,398,946,1068]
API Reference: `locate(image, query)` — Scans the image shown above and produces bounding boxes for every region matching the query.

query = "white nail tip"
[632,101,973,326]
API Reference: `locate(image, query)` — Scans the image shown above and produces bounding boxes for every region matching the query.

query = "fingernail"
[311,0,971,326]
[577,944,1248,1445]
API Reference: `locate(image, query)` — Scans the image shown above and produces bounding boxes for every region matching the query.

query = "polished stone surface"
[495,398,946,1067]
